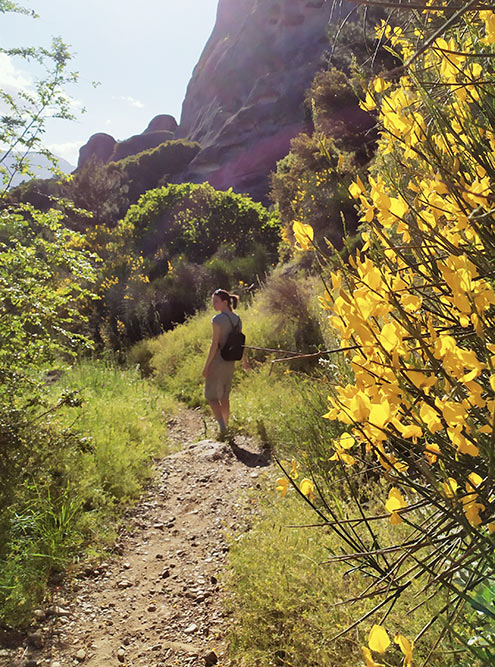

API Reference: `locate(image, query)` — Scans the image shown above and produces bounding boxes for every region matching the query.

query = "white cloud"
[112,95,145,109]
[46,140,82,166]
[0,53,32,92]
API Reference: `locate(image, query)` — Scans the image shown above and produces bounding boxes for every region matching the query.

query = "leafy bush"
[109,130,175,162]
[85,183,281,348]
[125,182,280,264]
[62,156,130,229]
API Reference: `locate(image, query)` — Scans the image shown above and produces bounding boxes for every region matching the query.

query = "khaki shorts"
[205,357,235,401]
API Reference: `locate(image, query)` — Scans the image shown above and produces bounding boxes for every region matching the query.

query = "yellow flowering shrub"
[286,6,495,664]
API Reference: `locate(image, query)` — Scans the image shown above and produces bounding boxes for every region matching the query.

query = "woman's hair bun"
[213,289,239,309]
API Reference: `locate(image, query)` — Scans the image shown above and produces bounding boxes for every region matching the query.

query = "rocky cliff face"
[78,0,351,202]
[176,0,351,201]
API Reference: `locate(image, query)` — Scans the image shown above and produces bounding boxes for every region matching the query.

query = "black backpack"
[220,312,246,361]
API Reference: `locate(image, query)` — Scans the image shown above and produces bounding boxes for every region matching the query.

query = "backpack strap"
[222,311,240,333]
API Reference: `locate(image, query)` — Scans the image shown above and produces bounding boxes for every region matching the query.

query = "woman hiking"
[202,289,248,439]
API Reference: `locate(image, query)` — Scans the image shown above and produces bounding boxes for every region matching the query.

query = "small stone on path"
[184,623,198,634]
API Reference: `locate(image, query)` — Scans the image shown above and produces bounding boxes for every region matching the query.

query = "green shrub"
[125,182,280,264]
[109,130,175,162]
[110,139,201,203]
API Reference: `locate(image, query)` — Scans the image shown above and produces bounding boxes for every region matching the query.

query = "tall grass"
[0,359,177,627]
[54,359,177,501]
[130,273,329,410]
[226,485,459,667]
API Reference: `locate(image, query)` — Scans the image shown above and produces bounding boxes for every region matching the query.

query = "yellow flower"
[330,432,356,466]
[394,634,414,667]
[419,403,443,433]
[424,443,440,465]
[368,625,391,653]
[385,488,407,524]
[462,499,485,527]
[276,478,288,497]
[369,401,392,429]
[349,175,367,199]
[289,459,299,480]
[300,478,315,500]
[443,477,458,498]
[466,472,483,493]
[361,646,384,667]
[481,11,495,44]
[292,221,314,251]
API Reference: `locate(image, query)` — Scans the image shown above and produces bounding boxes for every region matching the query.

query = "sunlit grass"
[0,359,178,627]
[226,485,460,667]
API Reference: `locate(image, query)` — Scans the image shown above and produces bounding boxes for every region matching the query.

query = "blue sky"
[0,0,219,165]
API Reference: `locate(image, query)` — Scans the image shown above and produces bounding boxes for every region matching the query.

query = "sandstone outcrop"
[177,0,352,201]
[77,116,179,168]
[77,133,116,169]
[143,114,178,134]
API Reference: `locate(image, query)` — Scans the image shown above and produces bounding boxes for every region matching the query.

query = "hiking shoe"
[217,428,228,442]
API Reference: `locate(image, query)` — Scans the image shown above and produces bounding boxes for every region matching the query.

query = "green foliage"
[110,139,201,203]
[0,360,177,627]
[324,5,399,75]
[269,5,400,263]
[7,176,62,211]
[84,183,280,348]
[306,68,376,157]
[0,204,97,383]
[286,7,495,664]
[271,70,368,255]
[138,309,217,406]
[133,274,327,411]
[0,10,79,195]
[53,360,177,500]
[62,156,130,229]
[125,182,280,264]
[109,130,175,162]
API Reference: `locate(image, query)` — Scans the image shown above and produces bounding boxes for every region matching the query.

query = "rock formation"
[77,133,116,169]
[176,0,352,201]
[77,115,179,168]
[143,115,178,134]
[78,0,353,201]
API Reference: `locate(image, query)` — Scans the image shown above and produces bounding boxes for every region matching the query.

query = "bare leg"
[208,399,226,433]
[208,399,223,423]
[219,397,230,426]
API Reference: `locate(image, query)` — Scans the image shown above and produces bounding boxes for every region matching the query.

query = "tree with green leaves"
[0,0,82,196]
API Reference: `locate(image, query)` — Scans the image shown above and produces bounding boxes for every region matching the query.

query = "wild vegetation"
[2,2,495,666]
[269,5,495,666]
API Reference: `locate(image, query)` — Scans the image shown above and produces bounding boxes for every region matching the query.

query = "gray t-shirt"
[212,311,242,358]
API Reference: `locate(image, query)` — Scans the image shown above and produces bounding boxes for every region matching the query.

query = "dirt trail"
[3,409,270,667]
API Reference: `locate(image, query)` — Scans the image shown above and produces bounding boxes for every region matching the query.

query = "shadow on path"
[229,440,271,468]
